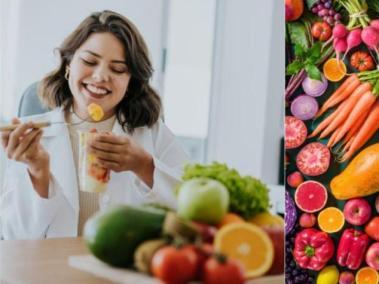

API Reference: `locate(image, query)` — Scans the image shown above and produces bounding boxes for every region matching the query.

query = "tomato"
[311,22,332,41]
[202,255,245,284]
[285,116,307,149]
[365,217,379,241]
[151,245,198,284]
[296,142,331,176]
[350,51,375,71]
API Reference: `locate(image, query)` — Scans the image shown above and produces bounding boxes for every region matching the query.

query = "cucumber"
[84,205,166,267]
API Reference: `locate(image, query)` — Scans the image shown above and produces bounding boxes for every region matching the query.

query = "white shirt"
[0,107,188,240]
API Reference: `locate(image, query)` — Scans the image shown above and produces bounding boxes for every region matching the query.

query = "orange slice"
[317,207,345,233]
[323,58,347,82]
[87,103,104,121]
[217,213,245,228]
[356,267,379,284]
[214,223,274,278]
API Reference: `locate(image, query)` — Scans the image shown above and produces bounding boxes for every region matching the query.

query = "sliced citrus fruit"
[87,103,104,121]
[323,58,347,82]
[217,213,245,228]
[214,223,274,278]
[294,181,328,213]
[318,207,345,233]
[356,267,379,284]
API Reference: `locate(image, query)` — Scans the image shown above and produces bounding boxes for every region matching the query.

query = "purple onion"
[301,74,328,97]
[290,95,319,121]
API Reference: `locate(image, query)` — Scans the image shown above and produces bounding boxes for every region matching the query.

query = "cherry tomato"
[202,255,245,284]
[151,245,198,284]
[311,22,332,41]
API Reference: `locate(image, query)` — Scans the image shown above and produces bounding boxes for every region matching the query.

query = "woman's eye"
[111,68,126,74]
[81,59,96,66]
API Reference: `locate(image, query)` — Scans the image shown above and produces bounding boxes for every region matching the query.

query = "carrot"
[308,99,348,138]
[339,109,368,147]
[316,74,360,118]
[332,91,377,146]
[327,125,343,147]
[318,84,370,138]
[340,100,379,162]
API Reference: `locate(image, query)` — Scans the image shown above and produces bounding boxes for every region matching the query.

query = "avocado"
[84,205,166,267]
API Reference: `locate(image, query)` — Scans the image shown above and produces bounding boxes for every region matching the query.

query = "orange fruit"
[248,212,284,227]
[87,103,104,121]
[214,223,274,278]
[317,207,345,233]
[217,213,245,228]
[323,58,347,82]
[356,267,379,284]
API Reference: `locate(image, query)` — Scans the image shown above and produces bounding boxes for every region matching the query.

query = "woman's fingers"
[92,149,120,162]
[1,118,21,149]
[22,130,43,162]
[90,140,123,153]
[12,129,41,160]
[96,158,120,171]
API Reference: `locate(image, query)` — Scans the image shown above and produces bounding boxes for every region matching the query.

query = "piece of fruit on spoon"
[87,103,104,121]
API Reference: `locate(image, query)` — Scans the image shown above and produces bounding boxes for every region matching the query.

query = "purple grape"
[320,9,329,16]
[324,2,331,8]
[326,17,334,25]
[334,13,341,20]
[317,4,324,10]
[312,7,319,13]
[329,10,335,16]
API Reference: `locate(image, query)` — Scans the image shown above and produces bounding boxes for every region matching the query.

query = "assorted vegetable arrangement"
[286,0,379,283]
[82,163,283,283]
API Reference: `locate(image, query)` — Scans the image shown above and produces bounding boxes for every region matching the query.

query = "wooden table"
[0,238,284,284]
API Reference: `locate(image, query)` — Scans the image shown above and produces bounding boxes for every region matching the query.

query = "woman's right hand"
[1,118,50,198]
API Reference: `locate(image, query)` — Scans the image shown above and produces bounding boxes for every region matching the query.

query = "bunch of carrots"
[309,71,379,162]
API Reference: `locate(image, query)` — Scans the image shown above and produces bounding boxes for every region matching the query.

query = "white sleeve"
[134,121,189,209]
[0,160,69,240]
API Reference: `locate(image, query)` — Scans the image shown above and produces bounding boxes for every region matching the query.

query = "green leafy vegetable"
[287,22,310,49]
[306,0,318,9]
[181,162,270,219]
[286,42,323,80]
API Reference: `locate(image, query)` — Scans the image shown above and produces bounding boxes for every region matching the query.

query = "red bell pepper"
[293,228,334,271]
[337,228,370,270]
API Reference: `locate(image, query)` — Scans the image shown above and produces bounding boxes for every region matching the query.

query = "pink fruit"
[299,213,316,228]
[296,142,331,176]
[343,198,372,226]
[366,242,379,270]
[375,195,379,213]
[294,181,328,213]
[287,171,304,188]
[370,19,379,31]
[285,116,307,149]
[339,271,355,284]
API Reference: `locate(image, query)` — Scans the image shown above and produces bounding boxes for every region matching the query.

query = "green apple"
[177,177,229,225]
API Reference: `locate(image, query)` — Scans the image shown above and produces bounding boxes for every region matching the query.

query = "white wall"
[207,0,284,184]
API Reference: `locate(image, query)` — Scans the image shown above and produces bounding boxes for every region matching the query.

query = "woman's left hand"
[89,132,154,187]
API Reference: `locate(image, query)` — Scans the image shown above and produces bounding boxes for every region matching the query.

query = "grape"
[324,2,331,8]
[329,10,335,16]
[312,7,319,13]
[334,13,341,20]
[317,4,324,10]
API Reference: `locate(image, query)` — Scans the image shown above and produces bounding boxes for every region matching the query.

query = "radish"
[361,26,379,48]
[342,28,362,60]
[333,37,347,60]
[370,19,379,31]
[333,23,348,38]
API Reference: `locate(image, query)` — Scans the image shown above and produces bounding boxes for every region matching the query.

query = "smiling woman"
[0,10,189,239]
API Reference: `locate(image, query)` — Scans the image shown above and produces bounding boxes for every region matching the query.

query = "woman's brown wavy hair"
[38,10,161,133]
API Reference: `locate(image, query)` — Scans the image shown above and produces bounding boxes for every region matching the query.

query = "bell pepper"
[337,228,370,270]
[293,228,334,271]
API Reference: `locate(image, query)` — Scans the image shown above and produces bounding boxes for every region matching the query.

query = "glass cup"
[78,131,110,193]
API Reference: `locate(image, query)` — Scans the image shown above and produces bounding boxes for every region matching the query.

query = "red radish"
[332,23,348,38]
[370,19,379,31]
[287,171,304,188]
[333,37,347,60]
[361,26,379,48]
[294,181,328,213]
[285,116,307,149]
[290,95,319,121]
[299,213,316,228]
[342,28,362,60]
[296,142,330,176]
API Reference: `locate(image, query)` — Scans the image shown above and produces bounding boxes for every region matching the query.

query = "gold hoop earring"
[64,67,70,80]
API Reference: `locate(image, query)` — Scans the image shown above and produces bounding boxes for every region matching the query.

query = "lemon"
[317,265,339,284]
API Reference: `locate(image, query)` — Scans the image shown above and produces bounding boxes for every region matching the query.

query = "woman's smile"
[81,82,111,100]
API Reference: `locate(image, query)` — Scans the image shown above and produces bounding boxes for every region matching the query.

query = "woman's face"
[67,32,131,120]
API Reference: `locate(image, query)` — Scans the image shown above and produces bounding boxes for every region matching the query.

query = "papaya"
[331,143,379,200]
[83,205,166,267]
